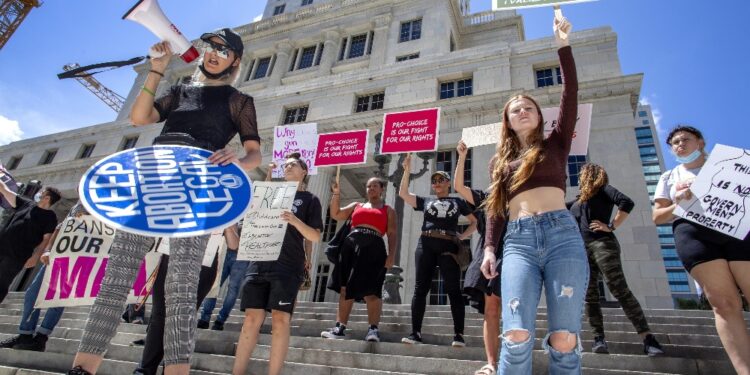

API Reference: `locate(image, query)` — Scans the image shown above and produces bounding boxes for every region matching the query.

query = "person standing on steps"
[567,163,665,356]
[320,176,398,342]
[232,153,323,375]
[400,153,477,347]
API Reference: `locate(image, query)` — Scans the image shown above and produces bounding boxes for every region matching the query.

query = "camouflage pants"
[585,236,650,337]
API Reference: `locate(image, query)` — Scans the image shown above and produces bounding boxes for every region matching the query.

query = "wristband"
[149,69,164,77]
[141,86,156,96]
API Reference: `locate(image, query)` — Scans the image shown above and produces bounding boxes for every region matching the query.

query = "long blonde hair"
[485,95,546,218]
[577,163,608,203]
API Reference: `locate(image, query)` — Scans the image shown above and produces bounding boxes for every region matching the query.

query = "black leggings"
[411,236,464,335]
[136,254,218,375]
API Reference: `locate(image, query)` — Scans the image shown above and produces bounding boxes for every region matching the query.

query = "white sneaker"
[365,327,380,342]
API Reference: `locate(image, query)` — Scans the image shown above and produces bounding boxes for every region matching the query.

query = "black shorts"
[240,273,301,314]
[673,219,750,273]
[338,229,388,300]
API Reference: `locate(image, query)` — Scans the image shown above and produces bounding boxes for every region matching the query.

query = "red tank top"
[351,203,388,235]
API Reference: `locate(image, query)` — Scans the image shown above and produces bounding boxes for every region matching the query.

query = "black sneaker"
[451,333,466,347]
[14,333,47,351]
[401,332,422,344]
[211,320,224,331]
[130,338,146,346]
[321,325,346,339]
[67,366,93,375]
[197,319,209,329]
[643,334,665,356]
[0,334,31,348]
[592,335,609,354]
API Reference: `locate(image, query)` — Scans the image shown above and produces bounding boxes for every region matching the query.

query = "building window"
[642,119,650,125]
[642,164,661,174]
[273,4,285,15]
[567,155,588,187]
[396,53,420,62]
[634,127,652,138]
[535,66,562,88]
[290,43,323,71]
[40,149,57,165]
[78,144,96,159]
[637,135,654,145]
[301,0,313,5]
[338,33,373,62]
[322,210,338,242]
[313,264,330,302]
[639,111,648,117]
[667,270,689,282]
[440,78,473,100]
[348,33,368,59]
[657,225,673,235]
[251,56,274,80]
[435,149,472,190]
[355,92,384,113]
[669,282,691,293]
[283,106,309,124]
[121,136,139,151]
[399,19,422,43]
[639,145,658,163]
[7,156,21,170]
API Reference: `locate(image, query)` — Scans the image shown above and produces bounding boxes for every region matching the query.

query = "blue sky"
[0,0,747,169]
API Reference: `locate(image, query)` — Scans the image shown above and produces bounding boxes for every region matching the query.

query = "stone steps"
[0,292,739,375]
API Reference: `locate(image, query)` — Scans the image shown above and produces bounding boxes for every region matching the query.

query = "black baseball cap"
[200,28,244,57]
[431,171,451,181]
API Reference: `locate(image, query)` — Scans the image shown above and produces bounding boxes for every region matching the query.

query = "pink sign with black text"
[380,108,440,154]
[315,130,369,167]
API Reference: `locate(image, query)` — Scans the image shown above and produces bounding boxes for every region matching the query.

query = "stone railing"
[464,10,496,26]
[235,0,369,36]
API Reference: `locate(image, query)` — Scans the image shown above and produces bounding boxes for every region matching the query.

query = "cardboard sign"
[460,103,592,155]
[314,130,369,167]
[675,144,750,240]
[380,108,440,154]
[78,145,253,237]
[154,231,222,267]
[35,216,161,308]
[238,181,299,261]
[492,0,596,11]
[272,123,318,178]
[0,162,19,209]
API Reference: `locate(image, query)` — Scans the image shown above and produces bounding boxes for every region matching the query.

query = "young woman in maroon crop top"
[321,177,398,343]
[479,13,590,374]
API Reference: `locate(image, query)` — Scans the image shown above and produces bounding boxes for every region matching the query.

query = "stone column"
[296,168,333,302]
[269,40,293,87]
[318,28,340,74]
[369,14,392,68]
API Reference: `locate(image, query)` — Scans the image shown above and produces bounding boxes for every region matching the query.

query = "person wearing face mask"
[0,181,60,304]
[653,125,750,375]
[399,157,478,347]
[68,27,262,375]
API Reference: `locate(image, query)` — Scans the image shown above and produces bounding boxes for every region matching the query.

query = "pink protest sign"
[380,108,440,154]
[315,130,370,167]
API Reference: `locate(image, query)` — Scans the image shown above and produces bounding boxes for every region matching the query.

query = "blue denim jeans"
[498,210,588,375]
[19,265,64,335]
[199,250,248,323]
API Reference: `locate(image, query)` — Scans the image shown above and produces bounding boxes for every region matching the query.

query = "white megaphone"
[122,0,200,63]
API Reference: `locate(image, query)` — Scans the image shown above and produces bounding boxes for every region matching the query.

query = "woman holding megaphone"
[68,28,262,375]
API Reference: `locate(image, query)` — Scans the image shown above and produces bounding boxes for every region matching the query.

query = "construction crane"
[0,0,41,50]
[63,63,125,113]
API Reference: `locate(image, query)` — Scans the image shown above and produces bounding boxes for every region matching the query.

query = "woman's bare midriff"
[508,187,566,220]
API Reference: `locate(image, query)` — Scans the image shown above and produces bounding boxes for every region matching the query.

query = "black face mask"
[199,57,237,80]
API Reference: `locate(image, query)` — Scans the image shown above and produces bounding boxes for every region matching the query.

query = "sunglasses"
[431,178,447,184]
[204,40,231,59]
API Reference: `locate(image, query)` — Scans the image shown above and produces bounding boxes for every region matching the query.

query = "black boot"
[14,333,47,351]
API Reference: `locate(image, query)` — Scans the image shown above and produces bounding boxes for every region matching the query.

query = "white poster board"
[272,123,318,178]
[460,103,592,155]
[237,181,299,261]
[675,144,750,240]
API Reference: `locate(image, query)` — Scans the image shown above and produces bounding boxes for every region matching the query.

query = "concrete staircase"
[0,292,743,374]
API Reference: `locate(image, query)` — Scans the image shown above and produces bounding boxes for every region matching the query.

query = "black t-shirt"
[567,184,635,242]
[247,191,323,278]
[0,196,58,260]
[153,84,261,151]
[415,196,473,232]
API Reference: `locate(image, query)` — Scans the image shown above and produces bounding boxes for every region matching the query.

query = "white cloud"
[639,95,664,135]
[0,115,23,145]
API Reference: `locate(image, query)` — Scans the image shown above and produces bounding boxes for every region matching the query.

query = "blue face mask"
[675,149,702,164]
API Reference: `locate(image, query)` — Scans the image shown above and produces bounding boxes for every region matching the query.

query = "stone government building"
[0,0,677,308]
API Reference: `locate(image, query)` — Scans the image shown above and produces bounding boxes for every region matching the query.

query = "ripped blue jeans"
[499,209,588,375]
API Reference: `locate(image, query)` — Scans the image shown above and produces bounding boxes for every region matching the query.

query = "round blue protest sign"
[78,145,252,237]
